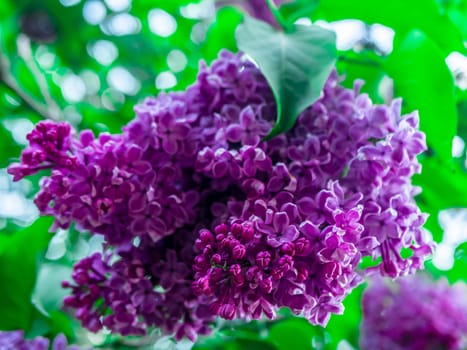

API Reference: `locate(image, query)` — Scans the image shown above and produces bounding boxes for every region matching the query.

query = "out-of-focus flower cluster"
[8,50,433,341]
[0,330,81,350]
[360,275,467,350]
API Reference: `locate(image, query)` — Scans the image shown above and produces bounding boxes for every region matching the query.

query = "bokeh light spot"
[148,9,177,37]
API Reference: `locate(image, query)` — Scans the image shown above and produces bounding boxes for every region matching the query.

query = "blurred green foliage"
[0,0,466,349]
[0,217,52,331]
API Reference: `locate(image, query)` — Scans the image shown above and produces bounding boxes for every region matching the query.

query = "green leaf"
[456,88,467,143]
[267,317,325,349]
[414,156,467,242]
[32,262,72,315]
[427,242,467,283]
[26,309,51,339]
[0,217,53,330]
[313,0,464,56]
[418,203,444,243]
[442,1,467,38]
[414,157,467,210]
[324,284,365,349]
[448,242,467,283]
[47,311,75,341]
[236,15,337,138]
[226,339,277,350]
[337,51,385,103]
[278,0,319,25]
[202,7,242,63]
[0,1,14,20]
[25,308,75,341]
[194,333,278,350]
[384,30,457,160]
[0,122,21,167]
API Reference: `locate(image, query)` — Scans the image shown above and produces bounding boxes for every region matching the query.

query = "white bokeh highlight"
[148,9,177,37]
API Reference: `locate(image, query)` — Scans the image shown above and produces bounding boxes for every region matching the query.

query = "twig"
[338,55,382,68]
[17,34,61,120]
[0,35,60,121]
[265,0,291,31]
[0,60,54,119]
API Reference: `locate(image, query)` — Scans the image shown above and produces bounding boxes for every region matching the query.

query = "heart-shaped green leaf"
[236,15,336,138]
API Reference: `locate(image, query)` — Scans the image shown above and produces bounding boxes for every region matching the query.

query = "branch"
[17,35,61,120]
[0,35,60,121]
[265,0,290,31]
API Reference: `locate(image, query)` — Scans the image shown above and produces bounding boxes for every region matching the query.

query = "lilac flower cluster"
[61,232,213,340]
[0,331,80,350]
[8,50,433,340]
[360,276,467,350]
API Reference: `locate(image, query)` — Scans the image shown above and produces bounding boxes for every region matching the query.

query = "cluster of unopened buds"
[9,49,433,341]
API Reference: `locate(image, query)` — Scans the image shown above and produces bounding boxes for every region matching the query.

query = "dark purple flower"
[8,121,76,181]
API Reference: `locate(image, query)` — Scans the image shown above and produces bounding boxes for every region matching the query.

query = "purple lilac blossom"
[0,331,81,350]
[8,50,433,341]
[360,275,467,350]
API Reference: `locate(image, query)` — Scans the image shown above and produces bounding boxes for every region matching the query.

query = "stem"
[0,62,54,120]
[265,0,291,31]
[338,55,382,68]
[0,35,60,121]
[17,35,61,120]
